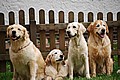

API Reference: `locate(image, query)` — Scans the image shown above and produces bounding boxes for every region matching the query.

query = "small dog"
[44,49,68,80]
[66,22,90,79]
[7,24,45,80]
[87,20,113,77]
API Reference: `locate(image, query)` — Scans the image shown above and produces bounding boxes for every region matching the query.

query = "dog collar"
[12,42,31,53]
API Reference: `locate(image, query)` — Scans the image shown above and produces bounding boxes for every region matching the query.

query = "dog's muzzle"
[56,55,64,61]
[67,31,77,38]
[96,29,106,38]
[11,31,20,41]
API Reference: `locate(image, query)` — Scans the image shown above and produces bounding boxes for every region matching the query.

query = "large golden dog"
[45,49,68,80]
[87,20,113,77]
[7,24,45,80]
[66,22,90,79]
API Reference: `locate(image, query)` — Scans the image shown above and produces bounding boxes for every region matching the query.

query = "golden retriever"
[66,22,90,79]
[7,24,45,80]
[87,20,113,77]
[44,49,68,80]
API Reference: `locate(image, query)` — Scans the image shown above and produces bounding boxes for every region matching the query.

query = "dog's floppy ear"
[104,21,109,34]
[23,27,29,40]
[78,23,86,33]
[87,22,94,32]
[45,54,53,66]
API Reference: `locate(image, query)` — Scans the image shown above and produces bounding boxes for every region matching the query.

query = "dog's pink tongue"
[100,34,104,38]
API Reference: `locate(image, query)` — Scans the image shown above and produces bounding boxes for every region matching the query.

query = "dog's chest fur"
[9,43,37,76]
[68,37,87,67]
[88,35,111,64]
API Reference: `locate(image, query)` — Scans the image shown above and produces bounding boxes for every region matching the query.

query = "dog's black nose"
[12,31,16,35]
[101,29,105,33]
[67,31,70,34]
[60,55,63,59]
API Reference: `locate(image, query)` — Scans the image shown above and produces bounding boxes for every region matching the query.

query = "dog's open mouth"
[68,33,77,38]
[56,58,63,61]
[11,35,20,41]
[96,32,105,38]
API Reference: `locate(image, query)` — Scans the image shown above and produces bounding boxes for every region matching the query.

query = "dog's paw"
[117,70,120,74]
[55,77,63,80]
[69,75,73,80]
[86,74,91,79]
[46,76,53,80]
[91,73,96,78]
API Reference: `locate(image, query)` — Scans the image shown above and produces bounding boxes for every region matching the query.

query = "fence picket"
[117,12,120,66]
[9,11,15,25]
[49,10,55,50]
[59,11,65,51]
[88,12,93,22]
[0,13,6,72]
[19,10,25,25]
[97,12,103,20]
[39,10,46,51]
[69,11,74,23]
[78,12,84,22]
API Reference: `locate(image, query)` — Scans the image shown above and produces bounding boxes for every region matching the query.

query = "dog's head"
[7,24,29,41]
[87,20,109,38]
[45,49,64,66]
[66,22,86,38]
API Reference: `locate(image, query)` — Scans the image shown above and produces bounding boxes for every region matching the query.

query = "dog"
[44,49,68,80]
[87,20,113,77]
[66,22,90,79]
[7,24,45,80]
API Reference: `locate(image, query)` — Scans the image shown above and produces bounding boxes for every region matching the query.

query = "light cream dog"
[7,24,45,80]
[66,22,90,79]
[87,20,113,77]
[44,49,68,80]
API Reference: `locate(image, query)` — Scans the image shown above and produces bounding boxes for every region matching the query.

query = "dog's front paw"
[46,76,53,80]
[55,77,63,80]
[86,74,90,79]
[69,75,73,80]
[91,73,96,77]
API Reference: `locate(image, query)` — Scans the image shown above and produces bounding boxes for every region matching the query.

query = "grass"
[0,55,120,80]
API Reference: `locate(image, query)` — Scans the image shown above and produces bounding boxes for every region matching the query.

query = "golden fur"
[7,24,45,80]
[66,22,90,79]
[44,49,68,80]
[87,20,113,77]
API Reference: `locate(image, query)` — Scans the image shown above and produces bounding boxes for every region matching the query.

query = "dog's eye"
[18,28,21,31]
[96,24,100,27]
[73,26,76,28]
[11,27,13,30]
[54,52,57,54]
[68,26,70,29]
[103,24,105,26]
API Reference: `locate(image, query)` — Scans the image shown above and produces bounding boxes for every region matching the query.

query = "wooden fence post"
[9,11,15,25]
[19,10,25,25]
[88,12,93,22]
[49,10,55,50]
[107,12,114,59]
[59,11,65,51]
[68,11,74,23]
[78,12,84,22]
[0,13,6,72]
[117,12,120,66]
[97,12,103,20]
[39,10,46,52]
[30,20,36,46]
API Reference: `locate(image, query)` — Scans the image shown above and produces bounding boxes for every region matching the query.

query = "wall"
[0,0,120,24]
